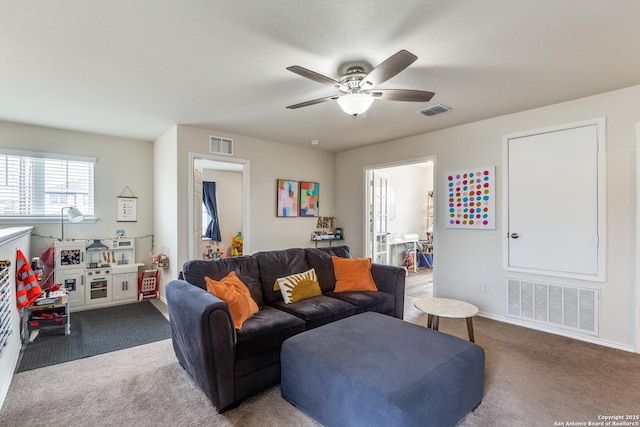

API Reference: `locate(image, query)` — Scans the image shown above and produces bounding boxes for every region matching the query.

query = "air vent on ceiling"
[418,104,451,117]
[209,135,234,156]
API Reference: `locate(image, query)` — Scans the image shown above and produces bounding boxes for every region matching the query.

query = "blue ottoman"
[281,312,484,427]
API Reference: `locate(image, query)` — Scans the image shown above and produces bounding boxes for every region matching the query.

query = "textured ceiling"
[1,0,640,152]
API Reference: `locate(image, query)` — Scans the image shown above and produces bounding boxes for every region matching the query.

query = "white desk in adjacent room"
[385,234,419,272]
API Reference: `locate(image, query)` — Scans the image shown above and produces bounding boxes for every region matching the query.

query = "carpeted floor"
[18,301,171,372]
[2,283,639,426]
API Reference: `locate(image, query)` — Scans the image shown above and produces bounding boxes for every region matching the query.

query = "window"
[202,202,211,239]
[0,149,95,219]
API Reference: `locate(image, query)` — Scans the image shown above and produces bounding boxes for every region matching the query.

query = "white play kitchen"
[54,239,145,310]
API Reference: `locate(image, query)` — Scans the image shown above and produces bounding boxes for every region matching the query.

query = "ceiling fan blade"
[287,66,347,91]
[286,95,339,109]
[370,89,435,102]
[359,50,418,89]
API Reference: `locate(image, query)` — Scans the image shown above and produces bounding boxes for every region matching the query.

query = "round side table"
[414,297,479,342]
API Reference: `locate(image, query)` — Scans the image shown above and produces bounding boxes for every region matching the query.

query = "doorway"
[364,158,436,277]
[188,153,251,260]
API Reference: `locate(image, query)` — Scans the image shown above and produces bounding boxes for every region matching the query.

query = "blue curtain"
[203,181,222,242]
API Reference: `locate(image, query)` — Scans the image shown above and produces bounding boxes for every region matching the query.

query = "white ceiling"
[2,1,640,153]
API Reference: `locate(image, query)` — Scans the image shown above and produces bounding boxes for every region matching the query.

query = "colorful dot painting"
[445,166,495,229]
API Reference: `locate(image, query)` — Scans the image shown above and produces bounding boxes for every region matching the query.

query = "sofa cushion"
[332,257,378,292]
[205,273,259,329]
[235,305,306,360]
[274,268,322,304]
[270,295,357,330]
[325,290,396,315]
[182,257,264,305]
[305,246,351,293]
[255,248,309,304]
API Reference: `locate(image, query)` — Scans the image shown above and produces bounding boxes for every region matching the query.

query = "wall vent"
[209,135,234,156]
[417,104,451,117]
[506,278,599,336]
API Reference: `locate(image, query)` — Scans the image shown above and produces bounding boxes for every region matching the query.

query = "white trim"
[636,123,640,354]
[0,217,96,225]
[362,168,370,259]
[478,312,635,353]
[187,152,251,260]
[502,117,606,282]
[0,148,96,163]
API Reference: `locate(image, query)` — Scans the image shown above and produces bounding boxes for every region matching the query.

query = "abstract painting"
[277,179,298,217]
[299,181,319,217]
[445,166,495,229]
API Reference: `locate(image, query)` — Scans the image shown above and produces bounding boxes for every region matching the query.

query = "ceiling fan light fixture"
[337,93,375,116]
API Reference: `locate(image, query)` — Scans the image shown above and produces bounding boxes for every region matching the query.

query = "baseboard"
[478,312,636,353]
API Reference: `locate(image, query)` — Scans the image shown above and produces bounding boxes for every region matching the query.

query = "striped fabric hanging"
[16,249,42,309]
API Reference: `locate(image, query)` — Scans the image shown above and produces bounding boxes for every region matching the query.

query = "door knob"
[510,232,519,239]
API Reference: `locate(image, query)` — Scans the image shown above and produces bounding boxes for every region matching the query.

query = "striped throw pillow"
[274,268,322,304]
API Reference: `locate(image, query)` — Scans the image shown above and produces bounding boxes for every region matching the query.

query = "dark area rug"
[18,301,171,372]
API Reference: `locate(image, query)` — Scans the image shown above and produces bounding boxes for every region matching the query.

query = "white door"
[370,171,389,264]
[507,123,601,276]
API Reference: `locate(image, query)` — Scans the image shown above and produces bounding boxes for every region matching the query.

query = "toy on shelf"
[231,232,243,256]
[311,217,343,241]
[204,245,226,260]
[152,253,169,269]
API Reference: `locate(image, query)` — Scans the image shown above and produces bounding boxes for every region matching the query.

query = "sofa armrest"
[370,264,405,319]
[166,279,237,411]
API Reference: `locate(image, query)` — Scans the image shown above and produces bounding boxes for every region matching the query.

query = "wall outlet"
[481,283,490,294]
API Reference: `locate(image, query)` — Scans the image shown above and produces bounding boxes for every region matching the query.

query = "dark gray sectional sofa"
[165,246,405,412]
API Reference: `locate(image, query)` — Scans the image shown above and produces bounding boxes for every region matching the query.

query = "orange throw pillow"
[332,256,378,292]
[205,272,259,329]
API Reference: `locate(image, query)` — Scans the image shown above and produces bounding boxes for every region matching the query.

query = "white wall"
[336,85,640,351]
[153,124,337,295]
[383,164,433,237]
[152,126,179,298]
[200,168,242,257]
[0,120,154,265]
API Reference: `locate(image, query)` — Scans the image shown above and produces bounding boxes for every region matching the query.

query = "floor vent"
[417,104,451,117]
[209,135,234,156]
[506,278,598,336]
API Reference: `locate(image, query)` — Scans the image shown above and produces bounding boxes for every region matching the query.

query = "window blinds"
[0,150,95,218]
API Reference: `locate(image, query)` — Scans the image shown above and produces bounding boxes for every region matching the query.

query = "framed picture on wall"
[117,196,138,222]
[444,166,495,229]
[299,181,319,217]
[277,179,298,217]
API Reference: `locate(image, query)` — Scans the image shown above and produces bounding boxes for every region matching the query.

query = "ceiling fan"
[286,50,435,117]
